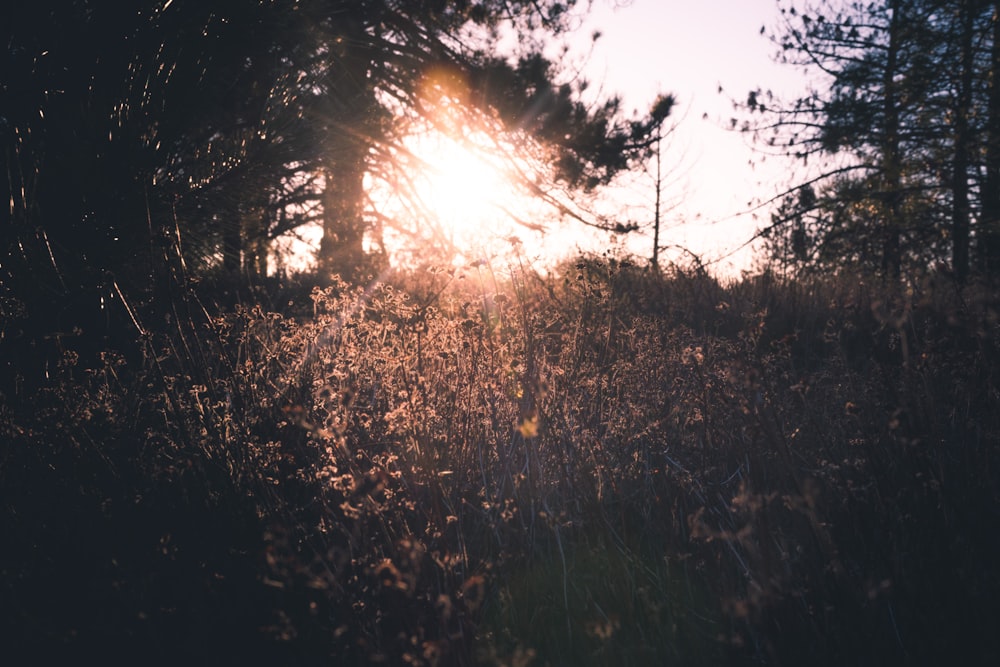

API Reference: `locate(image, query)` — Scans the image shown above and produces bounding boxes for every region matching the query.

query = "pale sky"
[569,0,810,275]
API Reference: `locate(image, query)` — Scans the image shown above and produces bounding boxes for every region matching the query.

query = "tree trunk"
[244,209,269,281]
[222,213,242,275]
[319,158,367,282]
[316,14,374,284]
[652,131,662,270]
[982,1,1000,275]
[881,0,904,281]
[951,0,975,284]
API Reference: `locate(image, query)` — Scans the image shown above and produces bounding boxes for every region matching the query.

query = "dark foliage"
[750,0,1000,285]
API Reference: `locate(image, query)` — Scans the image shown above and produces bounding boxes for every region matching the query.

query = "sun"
[407,129,517,250]
[372,100,559,266]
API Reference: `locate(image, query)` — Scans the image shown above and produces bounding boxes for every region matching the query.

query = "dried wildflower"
[460,575,485,611]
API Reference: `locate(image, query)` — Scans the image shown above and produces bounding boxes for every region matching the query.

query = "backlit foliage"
[2,260,998,664]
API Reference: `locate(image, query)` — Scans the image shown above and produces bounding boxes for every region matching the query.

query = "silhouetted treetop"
[3,0,677,394]
[747,0,1000,284]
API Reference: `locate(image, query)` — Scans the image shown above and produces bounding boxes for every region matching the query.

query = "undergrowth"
[1,255,998,665]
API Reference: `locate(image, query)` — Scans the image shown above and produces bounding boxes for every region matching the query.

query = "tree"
[2,0,164,377]
[2,0,660,387]
[215,0,654,282]
[980,0,1000,274]
[644,94,677,270]
[946,0,977,283]
[746,0,920,279]
[747,0,1000,283]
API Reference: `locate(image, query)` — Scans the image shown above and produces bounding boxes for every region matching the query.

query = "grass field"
[2,255,998,665]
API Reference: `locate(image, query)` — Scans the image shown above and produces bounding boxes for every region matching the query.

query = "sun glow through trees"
[376,73,554,267]
[406,129,517,255]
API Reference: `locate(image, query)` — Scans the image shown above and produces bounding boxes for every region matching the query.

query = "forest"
[2,1,999,665]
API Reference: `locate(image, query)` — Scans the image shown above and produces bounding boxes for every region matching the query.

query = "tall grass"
[1,255,998,665]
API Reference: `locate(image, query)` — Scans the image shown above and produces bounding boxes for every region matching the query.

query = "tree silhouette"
[748,0,1000,283]
[1,0,660,387]
[980,0,1000,274]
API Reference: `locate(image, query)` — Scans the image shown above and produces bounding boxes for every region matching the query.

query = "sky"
[562,0,811,275]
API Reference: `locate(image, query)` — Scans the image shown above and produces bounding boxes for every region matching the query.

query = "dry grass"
[2,254,998,665]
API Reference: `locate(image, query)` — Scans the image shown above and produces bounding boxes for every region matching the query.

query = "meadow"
[2,254,998,665]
